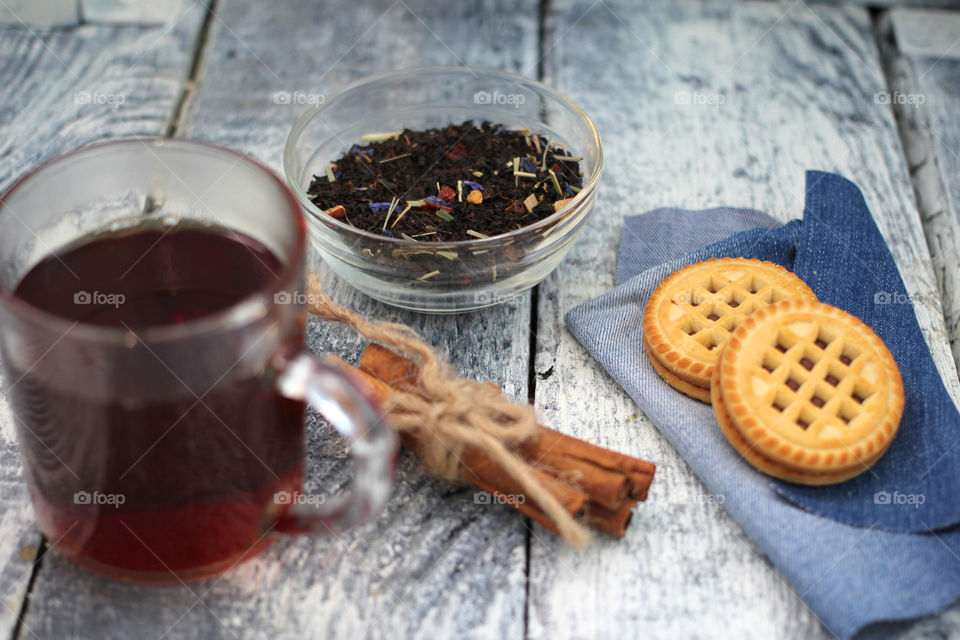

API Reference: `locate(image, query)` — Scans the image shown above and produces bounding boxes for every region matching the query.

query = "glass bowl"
[283,66,602,313]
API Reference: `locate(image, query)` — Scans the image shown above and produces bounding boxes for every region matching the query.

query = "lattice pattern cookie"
[715,299,903,480]
[644,258,817,399]
[710,364,888,485]
[645,344,712,403]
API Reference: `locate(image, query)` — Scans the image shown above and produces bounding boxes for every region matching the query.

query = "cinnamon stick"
[327,355,589,528]
[360,343,418,387]
[463,455,588,523]
[528,455,629,510]
[339,344,657,539]
[476,383,643,507]
[588,498,639,538]
[523,430,656,501]
[358,344,655,500]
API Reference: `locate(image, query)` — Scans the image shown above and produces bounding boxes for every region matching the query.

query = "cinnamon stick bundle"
[327,344,656,539]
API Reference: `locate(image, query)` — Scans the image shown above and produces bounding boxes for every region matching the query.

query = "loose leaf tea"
[306,121,584,242]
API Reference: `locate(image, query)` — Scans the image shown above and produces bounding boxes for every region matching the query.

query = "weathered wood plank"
[0,4,206,639]
[0,3,207,191]
[809,0,960,8]
[891,8,960,59]
[21,1,539,639]
[0,1,79,28]
[81,0,184,25]
[530,2,960,639]
[883,7,960,377]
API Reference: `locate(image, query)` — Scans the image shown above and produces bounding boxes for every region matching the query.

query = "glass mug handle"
[271,352,397,533]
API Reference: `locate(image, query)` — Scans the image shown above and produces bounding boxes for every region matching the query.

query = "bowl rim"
[283,65,603,249]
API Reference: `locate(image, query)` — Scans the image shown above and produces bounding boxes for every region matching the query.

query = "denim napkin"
[566,172,960,638]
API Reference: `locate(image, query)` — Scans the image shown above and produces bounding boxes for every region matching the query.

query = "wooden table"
[1,1,959,638]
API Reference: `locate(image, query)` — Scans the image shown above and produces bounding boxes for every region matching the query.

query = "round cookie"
[716,299,903,478]
[643,258,817,390]
[644,343,711,403]
[710,363,888,485]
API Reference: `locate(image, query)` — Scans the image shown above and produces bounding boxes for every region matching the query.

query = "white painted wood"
[891,8,960,59]
[81,0,183,25]
[0,4,206,640]
[0,0,79,27]
[20,1,540,638]
[812,0,960,7]
[0,2,208,193]
[530,2,960,639]
[885,7,960,381]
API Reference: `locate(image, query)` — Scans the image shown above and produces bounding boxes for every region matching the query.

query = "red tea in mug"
[11,223,305,580]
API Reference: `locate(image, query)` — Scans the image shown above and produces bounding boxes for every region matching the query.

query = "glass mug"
[0,139,397,583]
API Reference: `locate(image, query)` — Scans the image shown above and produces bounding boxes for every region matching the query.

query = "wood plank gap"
[522,280,539,640]
[526,286,541,406]
[537,0,552,82]
[10,539,46,640]
[522,526,532,639]
[165,0,217,136]
[524,2,554,635]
